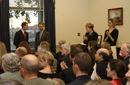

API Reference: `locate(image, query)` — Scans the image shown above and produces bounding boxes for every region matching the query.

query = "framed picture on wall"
[108,8,123,25]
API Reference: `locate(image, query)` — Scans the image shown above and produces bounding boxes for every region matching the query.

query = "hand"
[106,31,111,37]
[83,35,88,41]
[94,71,101,80]
[60,61,68,70]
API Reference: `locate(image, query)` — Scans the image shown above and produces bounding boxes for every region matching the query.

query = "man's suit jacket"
[60,66,76,84]
[35,30,51,51]
[14,30,28,48]
[124,56,130,72]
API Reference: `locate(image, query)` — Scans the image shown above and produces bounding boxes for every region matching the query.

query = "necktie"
[24,32,26,41]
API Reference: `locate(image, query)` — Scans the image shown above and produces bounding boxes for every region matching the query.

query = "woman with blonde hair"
[38,51,59,79]
[101,42,114,59]
[0,42,7,74]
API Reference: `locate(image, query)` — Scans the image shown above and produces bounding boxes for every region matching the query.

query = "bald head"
[98,48,109,56]
[15,47,27,58]
[21,54,39,75]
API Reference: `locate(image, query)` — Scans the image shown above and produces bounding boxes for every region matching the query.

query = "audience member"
[55,40,66,60]
[104,19,118,59]
[85,79,112,85]
[57,43,71,73]
[18,41,32,54]
[67,52,91,85]
[120,43,130,71]
[125,63,130,85]
[20,54,54,85]
[60,44,83,84]
[35,22,51,51]
[14,22,29,48]
[83,23,98,52]
[0,79,23,85]
[37,51,59,79]
[15,47,27,59]
[88,40,99,66]
[46,78,65,85]
[0,42,7,74]
[95,48,111,80]
[106,59,126,85]
[101,42,114,59]
[0,53,23,82]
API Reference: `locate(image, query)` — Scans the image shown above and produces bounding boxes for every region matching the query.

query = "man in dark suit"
[95,48,111,80]
[14,22,29,48]
[120,43,130,71]
[60,44,83,84]
[67,52,91,85]
[35,22,51,51]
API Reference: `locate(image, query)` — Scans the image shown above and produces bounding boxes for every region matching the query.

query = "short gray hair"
[62,43,71,53]
[2,53,20,72]
[40,44,50,52]
[17,47,27,57]
[59,40,66,48]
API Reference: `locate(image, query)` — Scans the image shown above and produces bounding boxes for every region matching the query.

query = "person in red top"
[106,59,126,85]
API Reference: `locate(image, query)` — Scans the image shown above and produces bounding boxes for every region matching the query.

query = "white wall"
[55,0,88,45]
[88,0,130,47]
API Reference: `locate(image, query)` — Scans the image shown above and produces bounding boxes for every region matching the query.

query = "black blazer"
[60,66,76,84]
[123,56,130,72]
[14,30,28,48]
[35,30,51,51]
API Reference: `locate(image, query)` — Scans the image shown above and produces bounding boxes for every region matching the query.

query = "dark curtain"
[44,0,56,53]
[0,0,10,52]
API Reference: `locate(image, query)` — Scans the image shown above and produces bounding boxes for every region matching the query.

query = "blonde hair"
[46,78,65,85]
[85,23,94,30]
[108,19,115,28]
[101,42,113,55]
[38,51,55,73]
[0,42,7,64]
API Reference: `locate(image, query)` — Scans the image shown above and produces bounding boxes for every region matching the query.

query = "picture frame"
[108,8,123,25]
[97,35,102,46]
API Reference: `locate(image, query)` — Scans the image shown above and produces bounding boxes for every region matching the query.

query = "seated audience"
[101,42,114,59]
[0,53,23,82]
[0,79,23,85]
[18,41,32,54]
[46,78,65,85]
[88,40,99,66]
[15,47,27,59]
[120,43,130,71]
[20,54,54,85]
[60,44,83,84]
[85,79,112,85]
[57,43,71,73]
[0,42,7,74]
[55,40,66,60]
[38,51,59,79]
[106,59,126,85]
[95,48,111,80]
[67,52,91,85]
[125,63,130,85]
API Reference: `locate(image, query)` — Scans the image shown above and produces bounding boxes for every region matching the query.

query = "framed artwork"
[108,8,123,25]
[97,35,102,46]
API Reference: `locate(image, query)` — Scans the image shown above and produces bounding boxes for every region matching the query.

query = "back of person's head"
[85,23,94,30]
[62,43,70,53]
[58,40,66,48]
[0,79,23,85]
[21,22,27,28]
[85,79,112,85]
[16,47,27,57]
[2,53,20,72]
[74,52,91,73]
[126,42,130,55]
[101,42,113,55]
[20,54,39,75]
[46,78,65,85]
[18,41,32,54]
[109,59,126,78]
[38,51,55,73]
[0,42,7,64]
[70,44,83,58]
[40,41,50,52]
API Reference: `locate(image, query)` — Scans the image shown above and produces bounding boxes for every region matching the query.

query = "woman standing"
[104,19,118,59]
[83,23,98,52]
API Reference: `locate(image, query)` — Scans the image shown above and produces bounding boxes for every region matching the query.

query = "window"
[9,0,44,50]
